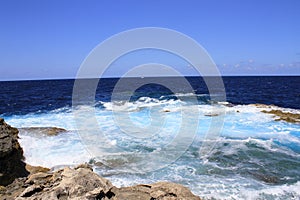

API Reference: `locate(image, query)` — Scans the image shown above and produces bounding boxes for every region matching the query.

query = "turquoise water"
[4,97,300,200]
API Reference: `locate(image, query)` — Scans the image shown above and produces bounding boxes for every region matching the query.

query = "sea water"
[1,76,300,200]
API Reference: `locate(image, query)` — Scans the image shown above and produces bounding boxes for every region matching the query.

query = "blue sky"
[0,0,300,80]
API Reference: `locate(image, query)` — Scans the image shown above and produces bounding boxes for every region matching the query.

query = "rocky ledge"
[0,118,201,200]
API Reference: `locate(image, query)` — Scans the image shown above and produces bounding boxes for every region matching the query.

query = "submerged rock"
[19,127,67,136]
[248,171,280,184]
[262,109,300,123]
[204,113,219,117]
[0,118,29,186]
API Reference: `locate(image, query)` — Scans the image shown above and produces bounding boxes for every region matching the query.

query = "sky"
[0,0,300,80]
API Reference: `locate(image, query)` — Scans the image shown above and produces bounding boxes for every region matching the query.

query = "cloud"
[248,59,254,64]
[291,62,300,67]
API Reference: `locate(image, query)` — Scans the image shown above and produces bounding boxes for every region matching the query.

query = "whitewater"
[3,95,300,200]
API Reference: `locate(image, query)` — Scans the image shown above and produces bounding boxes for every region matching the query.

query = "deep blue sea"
[1,76,300,116]
[0,76,300,200]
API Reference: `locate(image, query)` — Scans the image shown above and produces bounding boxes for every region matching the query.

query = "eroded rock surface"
[1,164,201,200]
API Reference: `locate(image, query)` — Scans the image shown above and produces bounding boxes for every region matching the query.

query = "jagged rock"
[1,164,201,200]
[0,177,27,200]
[0,118,29,186]
[19,127,67,136]
[3,164,114,200]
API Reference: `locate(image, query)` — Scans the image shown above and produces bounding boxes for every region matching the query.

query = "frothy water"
[3,96,300,200]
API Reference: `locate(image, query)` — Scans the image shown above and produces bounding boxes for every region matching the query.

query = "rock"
[25,172,52,185]
[162,108,171,112]
[204,113,219,117]
[3,164,114,200]
[19,127,67,136]
[25,164,50,175]
[248,171,280,184]
[150,182,200,199]
[19,185,43,197]
[0,118,29,186]
[218,102,235,107]
[113,182,201,200]
[1,164,201,200]
[262,109,300,123]
[249,103,272,108]
[0,177,27,200]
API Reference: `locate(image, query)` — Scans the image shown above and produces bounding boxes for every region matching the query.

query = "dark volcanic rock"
[0,118,29,186]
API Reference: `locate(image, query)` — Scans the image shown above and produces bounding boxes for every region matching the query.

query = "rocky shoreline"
[0,118,201,200]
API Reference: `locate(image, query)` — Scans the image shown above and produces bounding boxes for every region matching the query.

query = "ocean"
[0,76,300,200]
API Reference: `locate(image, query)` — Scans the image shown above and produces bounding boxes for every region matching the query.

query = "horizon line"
[1,74,300,82]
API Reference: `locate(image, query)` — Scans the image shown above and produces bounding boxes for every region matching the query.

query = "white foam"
[241,181,300,200]
[2,101,300,199]
[18,130,91,168]
[101,97,184,112]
